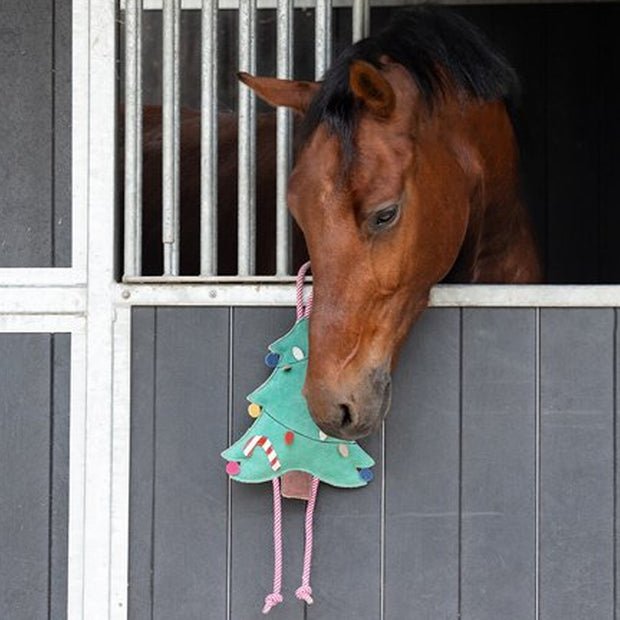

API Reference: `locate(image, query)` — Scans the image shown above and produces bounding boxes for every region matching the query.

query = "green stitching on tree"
[222,317,375,487]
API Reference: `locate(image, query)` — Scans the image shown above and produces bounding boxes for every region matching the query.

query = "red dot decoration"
[285,431,294,445]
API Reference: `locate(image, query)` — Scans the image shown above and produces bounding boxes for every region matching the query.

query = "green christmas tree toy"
[222,262,375,613]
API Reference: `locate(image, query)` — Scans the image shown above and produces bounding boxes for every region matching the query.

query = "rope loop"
[295,261,312,319]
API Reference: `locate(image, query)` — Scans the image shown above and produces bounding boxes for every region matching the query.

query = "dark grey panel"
[152,309,229,620]
[540,309,614,620]
[385,309,460,620]
[128,308,156,620]
[50,334,70,620]
[53,0,72,267]
[0,334,69,620]
[307,437,381,620]
[230,307,306,620]
[128,308,230,620]
[460,309,536,620]
[0,0,71,267]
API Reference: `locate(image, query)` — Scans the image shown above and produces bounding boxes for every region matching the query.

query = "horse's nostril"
[339,403,353,428]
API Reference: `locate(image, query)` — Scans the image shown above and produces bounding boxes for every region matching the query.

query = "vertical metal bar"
[201,0,218,275]
[352,0,370,43]
[162,0,181,276]
[237,0,257,275]
[124,0,143,277]
[315,0,332,80]
[276,0,293,276]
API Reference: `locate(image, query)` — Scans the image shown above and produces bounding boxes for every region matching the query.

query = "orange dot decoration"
[285,431,294,445]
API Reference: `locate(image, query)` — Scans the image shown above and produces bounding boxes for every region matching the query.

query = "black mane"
[302,5,520,156]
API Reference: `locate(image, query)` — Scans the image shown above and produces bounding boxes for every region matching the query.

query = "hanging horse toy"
[222,262,375,613]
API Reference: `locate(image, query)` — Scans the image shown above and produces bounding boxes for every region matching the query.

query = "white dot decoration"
[292,346,305,361]
[319,430,328,441]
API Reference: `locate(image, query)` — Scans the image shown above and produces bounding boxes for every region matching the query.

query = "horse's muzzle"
[305,366,392,440]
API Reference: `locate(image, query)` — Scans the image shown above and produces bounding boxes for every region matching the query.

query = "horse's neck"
[444,102,542,284]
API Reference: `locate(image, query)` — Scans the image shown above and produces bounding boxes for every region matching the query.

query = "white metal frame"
[0,2,617,620]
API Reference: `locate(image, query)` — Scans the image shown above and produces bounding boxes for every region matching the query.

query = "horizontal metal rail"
[126,0,620,9]
[116,281,620,308]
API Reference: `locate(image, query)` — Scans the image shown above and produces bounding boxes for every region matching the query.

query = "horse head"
[240,7,539,439]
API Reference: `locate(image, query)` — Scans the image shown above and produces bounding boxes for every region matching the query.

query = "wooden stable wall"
[129,306,617,620]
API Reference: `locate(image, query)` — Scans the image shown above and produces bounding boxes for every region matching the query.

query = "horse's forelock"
[300,5,520,161]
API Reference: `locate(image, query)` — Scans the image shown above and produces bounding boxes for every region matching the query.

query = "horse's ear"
[348,60,395,119]
[238,73,320,114]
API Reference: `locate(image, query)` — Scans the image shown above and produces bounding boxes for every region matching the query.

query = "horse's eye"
[370,204,400,231]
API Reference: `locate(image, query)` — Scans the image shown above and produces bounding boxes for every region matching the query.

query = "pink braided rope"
[295,476,320,604]
[296,261,312,320]
[263,478,284,614]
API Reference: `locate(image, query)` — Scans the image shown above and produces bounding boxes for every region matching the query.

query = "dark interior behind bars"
[122,4,620,283]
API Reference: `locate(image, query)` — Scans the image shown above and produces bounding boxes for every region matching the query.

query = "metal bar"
[162,0,181,276]
[116,282,620,308]
[352,0,370,42]
[132,0,619,8]
[201,0,218,275]
[0,287,85,314]
[276,0,293,275]
[124,0,143,277]
[315,0,332,79]
[0,267,84,286]
[81,0,118,617]
[67,326,87,620]
[237,0,257,275]
[109,307,133,619]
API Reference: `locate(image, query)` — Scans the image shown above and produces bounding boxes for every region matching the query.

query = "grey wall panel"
[0,0,72,267]
[50,334,71,620]
[540,309,615,620]
[308,433,381,620]
[0,334,69,620]
[129,308,156,620]
[461,309,536,620]
[53,0,72,267]
[129,308,230,620]
[128,305,620,618]
[385,309,460,620]
[230,307,306,620]
[152,309,229,620]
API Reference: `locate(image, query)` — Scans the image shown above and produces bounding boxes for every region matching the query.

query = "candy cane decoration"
[244,435,282,472]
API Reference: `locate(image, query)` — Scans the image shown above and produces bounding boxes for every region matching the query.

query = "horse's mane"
[302,5,520,157]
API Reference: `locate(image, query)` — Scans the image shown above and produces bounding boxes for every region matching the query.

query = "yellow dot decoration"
[248,403,262,418]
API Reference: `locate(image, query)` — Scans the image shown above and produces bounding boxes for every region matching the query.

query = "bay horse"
[239,6,542,439]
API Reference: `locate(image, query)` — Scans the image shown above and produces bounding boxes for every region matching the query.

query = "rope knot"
[295,585,314,605]
[262,592,283,614]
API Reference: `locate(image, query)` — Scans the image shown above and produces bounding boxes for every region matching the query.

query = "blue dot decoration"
[264,352,280,368]
[359,468,374,483]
